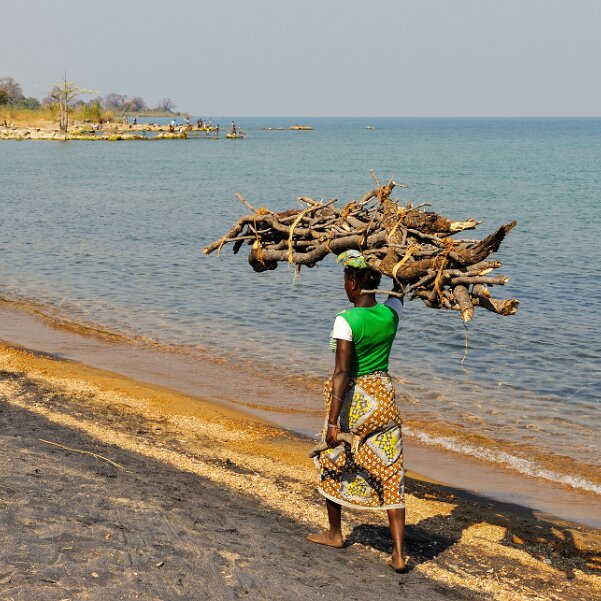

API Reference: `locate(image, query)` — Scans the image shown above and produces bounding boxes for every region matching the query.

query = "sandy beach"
[1,337,599,601]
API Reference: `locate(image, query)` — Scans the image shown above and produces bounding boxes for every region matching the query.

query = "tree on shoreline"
[103,93,127,111]
[48,75,93,132]
[0,76,40,109]
[157,97,176,112]
[124,96,146,112]
[0,77,23,103]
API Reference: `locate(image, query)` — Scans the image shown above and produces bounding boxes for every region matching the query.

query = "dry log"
[449,222,517,266]
[374,256,442,282]
[472,283,491,298]
[248,230,389,272]
[360,289,405,299]
[449,275,510,287]
[453,285,474,323]
[443,260,502,277]
[473,294,520,316]
[402,210,480,235]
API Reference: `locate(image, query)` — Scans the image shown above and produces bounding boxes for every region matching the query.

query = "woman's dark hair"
[345,266,382,290]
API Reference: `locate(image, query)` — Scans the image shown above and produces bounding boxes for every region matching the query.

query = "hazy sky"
[3,0,600,116]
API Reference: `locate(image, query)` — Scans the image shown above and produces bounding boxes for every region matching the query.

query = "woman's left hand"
[326,428,338,447]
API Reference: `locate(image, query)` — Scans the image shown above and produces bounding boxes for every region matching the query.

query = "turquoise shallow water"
[1,118,600,491]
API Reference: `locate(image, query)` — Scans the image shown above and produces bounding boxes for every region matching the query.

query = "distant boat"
[366,125,375,129]
[226,132,244,139]
[289,124,313,130]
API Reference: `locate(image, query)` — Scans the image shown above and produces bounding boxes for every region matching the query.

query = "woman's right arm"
[326,339,353,447]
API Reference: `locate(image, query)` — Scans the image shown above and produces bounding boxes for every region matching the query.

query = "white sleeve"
[332,315,353,341]
[384,297,403,320]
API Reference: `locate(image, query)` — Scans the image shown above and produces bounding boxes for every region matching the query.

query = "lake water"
[1,117,600,495]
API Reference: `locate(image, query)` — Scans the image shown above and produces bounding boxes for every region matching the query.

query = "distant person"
[231,121,237,135]
[133,117,137,126]
[216,124,220,137]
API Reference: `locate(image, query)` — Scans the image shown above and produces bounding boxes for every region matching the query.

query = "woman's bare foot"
[306,531,344,548]
[388,552,409,573]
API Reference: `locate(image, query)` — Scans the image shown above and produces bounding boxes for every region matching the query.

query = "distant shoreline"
[0,119,212,141]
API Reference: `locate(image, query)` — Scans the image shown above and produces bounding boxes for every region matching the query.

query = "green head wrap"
[337,249,368,270]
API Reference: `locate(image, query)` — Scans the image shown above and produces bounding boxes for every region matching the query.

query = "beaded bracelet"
[330,393,343,402]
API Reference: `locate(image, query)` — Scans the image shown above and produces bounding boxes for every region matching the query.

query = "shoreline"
[1,335,600,598]
[0,121,211,141]
[1,290,598,501]
[1,298,600,530]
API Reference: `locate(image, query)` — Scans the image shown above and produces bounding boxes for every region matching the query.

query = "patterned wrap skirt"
[315,372,405,510]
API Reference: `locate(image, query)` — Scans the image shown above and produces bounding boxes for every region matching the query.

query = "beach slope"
[0,342,599,600]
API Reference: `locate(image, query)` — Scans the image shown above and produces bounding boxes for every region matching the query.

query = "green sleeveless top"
[338,304,399,376]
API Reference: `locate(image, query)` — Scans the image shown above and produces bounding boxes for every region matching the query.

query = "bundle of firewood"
[204,175,519,322]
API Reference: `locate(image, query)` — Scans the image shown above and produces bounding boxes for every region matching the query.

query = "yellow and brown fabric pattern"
[316,373,405,510]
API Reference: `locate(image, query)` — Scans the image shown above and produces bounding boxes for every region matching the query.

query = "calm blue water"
[1,118,600,487]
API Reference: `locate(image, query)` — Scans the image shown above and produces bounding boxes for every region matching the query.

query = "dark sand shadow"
[346,476,600,580]
[0,395,475,601]
[346,521,456,568]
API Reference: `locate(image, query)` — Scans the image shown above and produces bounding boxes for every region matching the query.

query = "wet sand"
[1,339,600,600]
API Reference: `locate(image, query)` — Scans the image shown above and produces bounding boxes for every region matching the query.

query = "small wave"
[404,426,601,496]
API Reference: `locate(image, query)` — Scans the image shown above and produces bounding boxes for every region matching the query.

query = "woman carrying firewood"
[308,250,407,572]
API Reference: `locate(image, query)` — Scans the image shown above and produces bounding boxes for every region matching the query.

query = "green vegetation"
[0,77,40,110]
[80,99,103,123]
